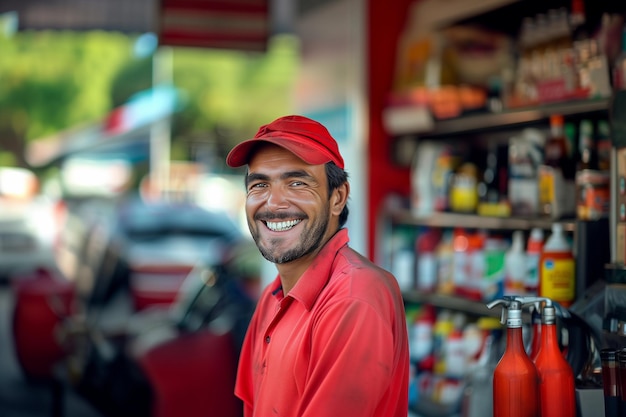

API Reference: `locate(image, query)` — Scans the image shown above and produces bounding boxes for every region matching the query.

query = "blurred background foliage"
[0,28,299,169]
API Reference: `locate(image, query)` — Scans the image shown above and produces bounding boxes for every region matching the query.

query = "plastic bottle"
[433,310,455,376]
[436,230,454,295]
[416,228,441,292]
[410,304,436,370]
[544,115,569,169]
[452,228,470,294]
[461,317,503,417]
[533,299,576,417]
[539,223,576,307]
[577,119,599,171]
[486,296,539,417]
[539,114,575,218]
[445,327,466,379]
[504,231,526,295]
[482,234,507,302]
[525,228,544,295]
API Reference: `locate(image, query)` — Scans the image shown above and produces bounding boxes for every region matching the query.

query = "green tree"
[0,30,134,167]
[168,34,300,168]
[0,30,299,171]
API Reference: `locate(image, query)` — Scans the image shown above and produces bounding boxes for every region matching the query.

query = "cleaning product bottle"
[486,296,539,417]
[539,223,575,307]
[504,231,527,295]
[533,298,576,417]
[416,227,441,293]
[433,310,455,376]
[461,317,503,417]
[525,228,544,296]
[410,304,436,370]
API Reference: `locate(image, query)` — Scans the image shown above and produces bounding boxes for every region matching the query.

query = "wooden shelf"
[384,98,611,138]
[403,291,501,317]
[390,208,576,232]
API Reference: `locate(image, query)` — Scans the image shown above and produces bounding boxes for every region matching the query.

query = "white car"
[0,168,60,282]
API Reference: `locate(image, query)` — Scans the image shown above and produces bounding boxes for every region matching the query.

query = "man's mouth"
[265,219,302,232]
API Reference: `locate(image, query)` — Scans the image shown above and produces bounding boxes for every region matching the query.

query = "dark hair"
[326,162,349,227]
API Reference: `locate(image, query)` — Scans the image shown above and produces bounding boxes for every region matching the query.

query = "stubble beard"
[249,206,330,264]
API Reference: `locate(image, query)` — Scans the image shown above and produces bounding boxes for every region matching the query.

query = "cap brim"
[226,136,335,168]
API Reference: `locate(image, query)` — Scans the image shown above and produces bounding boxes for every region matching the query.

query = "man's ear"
[331,182,349,216]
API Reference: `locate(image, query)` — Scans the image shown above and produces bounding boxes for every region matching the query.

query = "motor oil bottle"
[539,223,575,307]
[486,296,539,417]
[504,231,527,296]
[533,298,576,417]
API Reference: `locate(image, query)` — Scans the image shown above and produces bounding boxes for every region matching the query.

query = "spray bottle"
[486,296,539,417]
[533,298,576,417]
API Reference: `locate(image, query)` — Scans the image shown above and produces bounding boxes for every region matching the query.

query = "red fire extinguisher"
[486,296,539,417]
[533,298,576,417]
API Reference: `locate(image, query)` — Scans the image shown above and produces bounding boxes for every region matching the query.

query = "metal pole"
[151,46,173,201]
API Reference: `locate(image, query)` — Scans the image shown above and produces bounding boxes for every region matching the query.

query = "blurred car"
[12,245,261,417]
[73,195,245,315]
[0,167,61,282]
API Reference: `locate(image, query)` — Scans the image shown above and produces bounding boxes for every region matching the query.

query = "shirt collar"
[271,228,349,310]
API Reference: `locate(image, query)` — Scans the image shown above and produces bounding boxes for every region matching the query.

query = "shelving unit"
[403,291,500,317]
[379,12,614,311]
[368,0,620,415]
[385,98,611,138]
[389,208,576,232]
[388,98,612,167]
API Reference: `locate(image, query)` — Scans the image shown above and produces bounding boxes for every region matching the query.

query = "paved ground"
[0,284,104,417]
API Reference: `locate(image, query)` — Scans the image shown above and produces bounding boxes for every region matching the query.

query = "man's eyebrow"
[245,170,314,186]
[246,172,269,184]
[281,170,314,180]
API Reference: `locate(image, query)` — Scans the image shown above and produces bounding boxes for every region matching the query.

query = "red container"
[488,298,539,417]
[534,305,576,417]
[493,326,539,417]
[12,268,75,380]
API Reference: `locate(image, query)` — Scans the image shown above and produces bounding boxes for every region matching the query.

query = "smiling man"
[226,115,409,417]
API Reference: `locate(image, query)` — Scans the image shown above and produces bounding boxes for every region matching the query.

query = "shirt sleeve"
[235,307,259,417]
[295,298,397,417]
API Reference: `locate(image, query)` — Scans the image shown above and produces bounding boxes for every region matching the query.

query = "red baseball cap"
[226,115,345,169]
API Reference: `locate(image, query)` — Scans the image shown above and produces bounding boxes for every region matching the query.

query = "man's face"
[244,143,337,264]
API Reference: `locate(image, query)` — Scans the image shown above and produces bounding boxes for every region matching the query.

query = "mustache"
[254,212,307,221]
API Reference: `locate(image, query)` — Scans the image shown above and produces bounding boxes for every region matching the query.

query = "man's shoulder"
[337,245,390,276]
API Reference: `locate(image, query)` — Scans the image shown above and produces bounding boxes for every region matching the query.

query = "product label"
[540,257,575,303]
[483,247,505,301]
[525,253,540,294]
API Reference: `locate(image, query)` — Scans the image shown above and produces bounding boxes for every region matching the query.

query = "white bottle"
[504,231,527,295]
[524,228,544,296]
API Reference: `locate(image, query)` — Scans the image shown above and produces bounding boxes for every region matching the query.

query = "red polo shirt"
[235,229,409,417]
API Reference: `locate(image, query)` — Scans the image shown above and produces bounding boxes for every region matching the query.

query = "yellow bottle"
[539,223,575,307]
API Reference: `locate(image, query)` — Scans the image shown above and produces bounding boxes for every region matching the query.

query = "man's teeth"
[266,219,301,231]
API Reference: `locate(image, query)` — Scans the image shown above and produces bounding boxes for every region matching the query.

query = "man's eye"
[249,182,266,190]
[290,181,304,187]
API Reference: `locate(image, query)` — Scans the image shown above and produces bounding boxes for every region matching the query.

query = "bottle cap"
[550,114,564,126]
[527,228,544,252]
[542,305,556,324]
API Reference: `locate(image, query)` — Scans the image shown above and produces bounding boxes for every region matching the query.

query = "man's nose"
[265,186,289,210]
